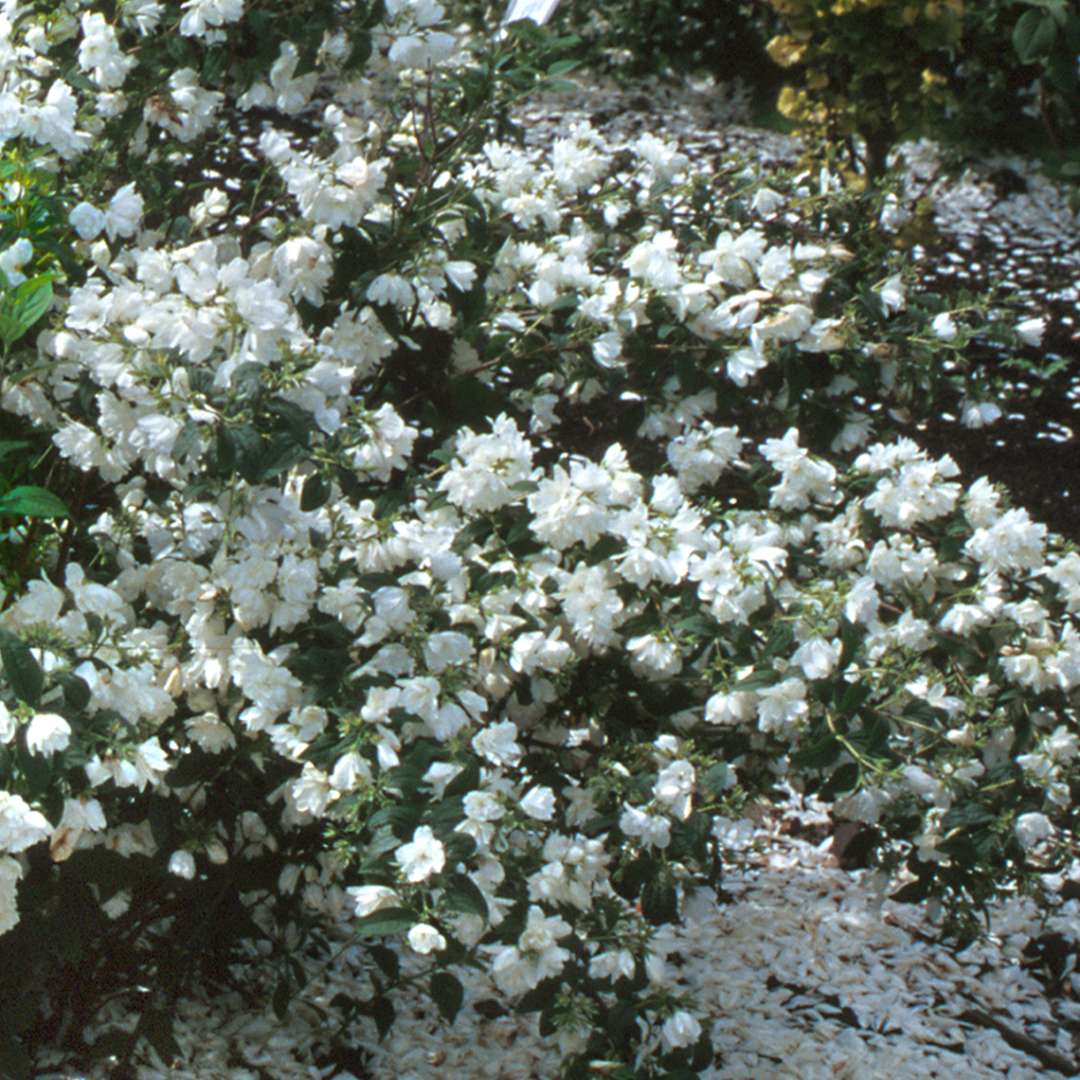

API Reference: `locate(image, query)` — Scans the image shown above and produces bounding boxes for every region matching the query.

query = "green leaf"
[443,759,480,799]
[0,630,43,707]
[367,943,400,983]
[1013,9,1058,62]
[612,854,653,902]
[250,433,307,483]
[165,749,219,788]
[607,999,638,1044]
[300,473,330,512]
[819,761,859,800]
[732,669,779,691]
[353,907,417,939]
[0,314,23,347]
[0,485,69,518]
[700,762,730,798]
[441,874,489,920]
[272,976,291,1021]
[641,876,678,924]
[0,441,29,465]
[53,671,91,711]
[216,423,261,476]
[172,421,201,464]
[9,275,53,336]
[230,362,265,401]
[546,58,580,77]
[430,971,464,1023]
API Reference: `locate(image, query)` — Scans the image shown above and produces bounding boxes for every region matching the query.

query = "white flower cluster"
[0,2,1075,1075]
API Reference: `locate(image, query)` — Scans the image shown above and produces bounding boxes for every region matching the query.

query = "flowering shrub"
[765,0,1079,179]
[457,0,781,91]
[0,2,1076,1077]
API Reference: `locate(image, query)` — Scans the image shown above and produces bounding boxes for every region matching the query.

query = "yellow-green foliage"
[766,0,964,178]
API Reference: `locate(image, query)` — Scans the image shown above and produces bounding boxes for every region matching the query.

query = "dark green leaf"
[732,669,779,691]
[1013,9,1058,62]
[0,441,29,464]
[612,854,653,902]
[443,758,480,799]
[607,999,638,1044]
[819,761,859,800]
[441,874,489,920]
[354,907,416,939]
[300,473,330,512]
[0,631,43,707]
[430,971,464,1023]
[141,1009,181,1066]
[165,749,219,788]
[641,876,678,924]
[172,421,201,464]
[367,943,400,983]
[273,976,291,1020]
[54,671,91,711]
[369,995,395,1040]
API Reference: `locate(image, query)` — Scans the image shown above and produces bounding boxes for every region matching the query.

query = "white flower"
[78,13,134,89]
[490,905,572,995]
[395,825,446,883]
[619,805,671,849]
[444,260,477,291]
[755,678,808,734]
[0,704,16,746]
[407,922,447,954]
[0,792,51,854]
[464,791,505,823]
[367,273,414,307]
[751,187,784,217]
[25,713,71,757]
[503,0,563,26]
[1015,811,1054,849]
[704,690,757,726]
[791,637,841,680]
[423,630,473,672]
[0,855,23,935]
[0,239,33,287]
[960,400,1002,428]
[653,761,695,820]
[288,763,338,818]
[931,312,958,340]
[627,634,683,679]
[348,884,401,917]
[589,948,635,980]
[877,274,905,315]
[660,1010,702,1052]
[180,0,245,38]
[472,720,523,767]
[168,850,196,879]
[104,183,144,240]
[68,201,106,241]
[1015,316,1046,347]
[520,786,556,821]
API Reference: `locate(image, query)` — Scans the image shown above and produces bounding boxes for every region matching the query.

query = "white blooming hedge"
[0,1,1074,1076]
